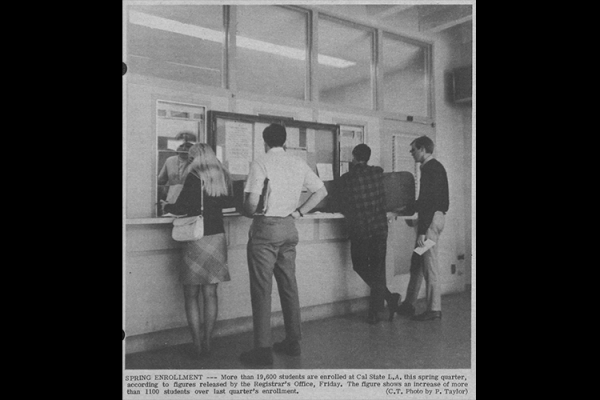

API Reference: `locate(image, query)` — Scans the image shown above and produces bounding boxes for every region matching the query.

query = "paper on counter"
[414,239,436,255]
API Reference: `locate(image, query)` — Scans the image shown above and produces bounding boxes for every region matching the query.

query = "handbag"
[171,182,204,242]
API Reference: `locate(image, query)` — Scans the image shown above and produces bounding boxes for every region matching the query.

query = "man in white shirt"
[240,123,328,366]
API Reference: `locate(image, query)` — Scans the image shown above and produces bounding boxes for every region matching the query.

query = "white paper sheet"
[167,139,184,151]
[287,148,308,162]
[286,126,300,148]
[254,122,269,159]
[226,121,253,174]
[316,163,334,181]
[228,159,249,175]
[414,239,436,255]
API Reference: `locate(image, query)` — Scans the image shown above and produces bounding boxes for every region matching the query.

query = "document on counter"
[162,213,187,218]
[414,239,436,255]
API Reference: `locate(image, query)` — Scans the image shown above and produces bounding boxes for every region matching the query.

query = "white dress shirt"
[245,147,324,217]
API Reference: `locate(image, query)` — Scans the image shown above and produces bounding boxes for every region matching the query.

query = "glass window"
[155,100,206,216]
[339,125,365,175]
[382,33,430,117]
[236,6,308,100]
[318,16,374,109]
[126,5,224,87]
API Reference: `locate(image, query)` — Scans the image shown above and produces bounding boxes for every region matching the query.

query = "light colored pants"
[247,216,301,348]
[405,211,445,312]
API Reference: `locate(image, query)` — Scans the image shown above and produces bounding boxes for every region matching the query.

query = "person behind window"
[160,143,234,359]
[337,144,401,324]
[157,140,195,205]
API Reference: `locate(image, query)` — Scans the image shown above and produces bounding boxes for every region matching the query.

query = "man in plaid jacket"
[337,144,401,324]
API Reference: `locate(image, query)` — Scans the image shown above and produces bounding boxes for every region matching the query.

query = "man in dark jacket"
[338,144,401,324]
[397,136,449,321]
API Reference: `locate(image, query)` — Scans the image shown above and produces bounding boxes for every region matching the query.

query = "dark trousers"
[247,216,301,348]
[350,233,391,313]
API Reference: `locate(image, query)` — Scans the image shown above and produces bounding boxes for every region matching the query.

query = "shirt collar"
[420,154,434,168]
[268,147,285,154]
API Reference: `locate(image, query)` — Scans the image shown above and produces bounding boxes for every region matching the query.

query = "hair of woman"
[185,143,232,197]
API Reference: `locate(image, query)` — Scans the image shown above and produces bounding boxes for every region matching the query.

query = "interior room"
[123,2,474,370]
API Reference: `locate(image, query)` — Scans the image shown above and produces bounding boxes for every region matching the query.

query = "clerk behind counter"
[157,141,194,206]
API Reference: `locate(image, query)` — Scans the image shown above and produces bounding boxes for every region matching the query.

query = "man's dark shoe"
[240,347,273,366]
[387,293,401,321]
[396,302,416,317]
[411,310,442,321]
[273,339,301,356]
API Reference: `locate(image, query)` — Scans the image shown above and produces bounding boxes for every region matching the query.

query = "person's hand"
[394,206,407,214]
[387,211,398,223]
[159,200,169,214]
[291,210,301,219]
[417,234,427,248]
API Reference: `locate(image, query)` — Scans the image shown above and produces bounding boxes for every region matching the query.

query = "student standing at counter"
[337,144,401,324]
[396,135,449,321]
[161,143,234,358]
[240,123,328,366]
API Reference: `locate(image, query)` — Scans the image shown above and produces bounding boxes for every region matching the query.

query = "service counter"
[125,213,417,354]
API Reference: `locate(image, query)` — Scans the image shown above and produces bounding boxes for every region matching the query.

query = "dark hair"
[175,131,197,142]
[262,124,287,147]
[177,141,194,152]
[352,144,371,162]
[411,135,434,154]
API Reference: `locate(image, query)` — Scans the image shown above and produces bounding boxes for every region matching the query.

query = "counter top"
[126,212,416,225]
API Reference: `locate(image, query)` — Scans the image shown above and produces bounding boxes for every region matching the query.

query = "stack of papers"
[162,213,186,218]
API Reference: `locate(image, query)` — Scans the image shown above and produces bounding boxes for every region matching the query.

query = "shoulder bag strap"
[190,170,204,217]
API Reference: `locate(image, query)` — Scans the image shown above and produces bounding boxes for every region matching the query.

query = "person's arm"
[243,192,261,217]
[163,174,199,215]
[293,185,327,218]
[293,165,328,218]
[157,161,169,185]
[242,161,266,218]
[416,163,446,246]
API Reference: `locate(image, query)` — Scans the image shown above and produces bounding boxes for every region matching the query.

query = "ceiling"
[314,4,473,36]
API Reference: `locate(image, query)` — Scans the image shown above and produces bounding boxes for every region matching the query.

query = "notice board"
[207,111,340,211]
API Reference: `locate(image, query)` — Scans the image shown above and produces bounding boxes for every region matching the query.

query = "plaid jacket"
[338,163,388,238]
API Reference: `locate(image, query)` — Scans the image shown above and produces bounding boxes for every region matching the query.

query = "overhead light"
[129,10,355,68]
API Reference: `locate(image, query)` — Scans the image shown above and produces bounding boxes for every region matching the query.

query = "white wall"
[427,24,473,290]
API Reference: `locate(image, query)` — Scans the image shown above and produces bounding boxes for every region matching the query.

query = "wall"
[425,23,473,291]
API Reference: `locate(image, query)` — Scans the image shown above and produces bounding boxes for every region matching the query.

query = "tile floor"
[125,291,471,370]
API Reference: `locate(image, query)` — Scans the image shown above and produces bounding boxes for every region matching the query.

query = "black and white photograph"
[123,1,475,398]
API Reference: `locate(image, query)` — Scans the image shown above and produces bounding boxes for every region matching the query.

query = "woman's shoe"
[387,293,401,321]
[200,341,213,357]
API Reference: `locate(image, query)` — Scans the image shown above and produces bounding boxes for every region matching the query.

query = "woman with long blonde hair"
[161,143,233,358]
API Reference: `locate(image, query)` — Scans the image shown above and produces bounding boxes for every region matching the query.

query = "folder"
[254,178,269,215]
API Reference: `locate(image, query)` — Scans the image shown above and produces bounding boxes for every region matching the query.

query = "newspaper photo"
[123,1,475,399]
